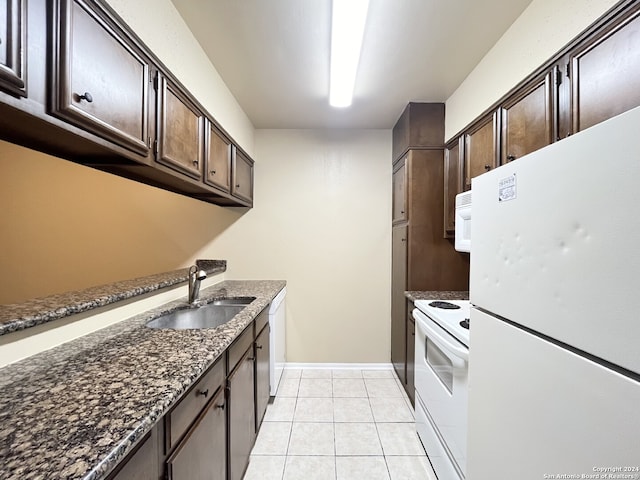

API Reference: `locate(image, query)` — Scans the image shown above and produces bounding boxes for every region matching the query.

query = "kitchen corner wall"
[0,129,392,363]
[206,129,393,363]
[0,0,392,365]
[445,0,619,140]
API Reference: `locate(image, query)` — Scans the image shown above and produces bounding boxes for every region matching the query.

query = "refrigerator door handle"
[413,309,469,364]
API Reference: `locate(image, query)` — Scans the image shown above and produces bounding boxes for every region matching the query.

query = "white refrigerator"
[468,106,640,479]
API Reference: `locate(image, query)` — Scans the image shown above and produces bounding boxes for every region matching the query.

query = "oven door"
[413,308,468,478]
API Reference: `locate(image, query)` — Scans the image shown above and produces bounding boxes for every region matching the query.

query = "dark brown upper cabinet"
[156,73,204,180]
[0,0,26,97]
[444,137,463,238]
[463,111,499,189]
[501,69,556,164]
[205,120,232,193]
[231,148,254,205]
[569,8,640,133]
[51,0,150,156]
[392,157,408,225]
[392,103,445,161]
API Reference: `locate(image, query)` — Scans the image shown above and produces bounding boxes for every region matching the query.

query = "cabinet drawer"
[166,355,225,451]
[51,0,150,155]
[228,324,254,373]
[254,307,268,334]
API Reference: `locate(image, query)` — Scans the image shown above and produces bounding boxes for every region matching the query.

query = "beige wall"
[207,129,393,363]
[445,0,619,140]
[1,129,392,363]
[0,140,242,304]
[1,0,393,365]
[5,0,617,363]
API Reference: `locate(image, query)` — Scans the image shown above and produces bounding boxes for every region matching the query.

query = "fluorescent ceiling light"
[329,0,370,108]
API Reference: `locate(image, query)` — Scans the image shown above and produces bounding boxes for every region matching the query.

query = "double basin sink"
[146,297,255,330]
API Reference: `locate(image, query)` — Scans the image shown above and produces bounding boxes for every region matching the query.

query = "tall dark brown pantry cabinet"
[391,103,470,405]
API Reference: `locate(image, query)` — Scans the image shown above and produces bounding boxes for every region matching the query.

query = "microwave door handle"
[413,309,469,366]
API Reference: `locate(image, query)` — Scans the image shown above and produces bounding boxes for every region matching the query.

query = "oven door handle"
[413,309,469,364]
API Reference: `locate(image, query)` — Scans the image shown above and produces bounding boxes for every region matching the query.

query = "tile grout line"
[250,368,429,480]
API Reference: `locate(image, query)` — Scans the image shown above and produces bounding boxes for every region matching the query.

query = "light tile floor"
[243,368,437,480]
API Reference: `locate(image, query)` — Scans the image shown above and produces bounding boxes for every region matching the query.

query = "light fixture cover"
[329,0,370,108]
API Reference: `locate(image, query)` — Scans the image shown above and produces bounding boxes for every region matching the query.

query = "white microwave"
[455,191,472,253]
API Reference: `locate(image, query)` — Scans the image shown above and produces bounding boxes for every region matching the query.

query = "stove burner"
[460,319,470,329]
[429,301,461,310]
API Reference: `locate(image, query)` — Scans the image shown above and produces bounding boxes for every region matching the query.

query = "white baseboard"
[284,362,393,370]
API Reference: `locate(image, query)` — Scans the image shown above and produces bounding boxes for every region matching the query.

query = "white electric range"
[412,299,470,480]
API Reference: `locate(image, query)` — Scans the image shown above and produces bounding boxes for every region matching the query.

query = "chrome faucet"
[188,265,207,304]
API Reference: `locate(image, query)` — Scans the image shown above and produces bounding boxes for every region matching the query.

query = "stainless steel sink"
[146,297,255,330]
[210,297,255,306]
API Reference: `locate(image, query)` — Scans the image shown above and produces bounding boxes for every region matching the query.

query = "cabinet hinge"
[565,62,570,78]
[153,73,159,90]
[153,139,158,155]
[555,67,562,86]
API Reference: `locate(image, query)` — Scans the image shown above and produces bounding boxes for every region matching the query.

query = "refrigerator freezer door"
[470,106,640,375]
[467,308,640,480]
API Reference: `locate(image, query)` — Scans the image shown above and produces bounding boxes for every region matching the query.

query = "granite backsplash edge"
[0,259,226,337]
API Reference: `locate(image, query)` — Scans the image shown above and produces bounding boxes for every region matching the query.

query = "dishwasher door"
[269,287,286,396]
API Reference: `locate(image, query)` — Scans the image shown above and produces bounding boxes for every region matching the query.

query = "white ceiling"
[170,0,533,129]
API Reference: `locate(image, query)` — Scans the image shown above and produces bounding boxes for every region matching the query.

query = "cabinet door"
[165,356,225,451]
[392,158,407,225]
[501,70,555,164]
[391,225,408,383]
[108,431,158,480]
[406,313,415,407]
[255,324,270,431]
[0,0,26,96]
[205,120,232,192]
[231,148,254,204]
[570,9,640,132]
[464,112,498,189]
[167,387,226,480]
[156,74,204,179]
[443,139,463,237]
[228,348,256,480]
[52,0,150,155]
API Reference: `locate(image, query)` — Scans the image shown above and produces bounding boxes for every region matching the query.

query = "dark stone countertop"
[0,260,226,337]
[0,279,286,480]
[405,290,469,302]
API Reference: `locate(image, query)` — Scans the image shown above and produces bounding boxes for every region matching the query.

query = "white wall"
[194,129,393,362]
[445,0,620,140]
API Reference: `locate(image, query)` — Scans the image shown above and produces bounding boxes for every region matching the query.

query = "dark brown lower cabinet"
[255,324,270,431]
[228,347,256,480]
[107,430,158,480]
[406,307,416,407]
[166,387,226,480]
[391,225,408,383]
[104,308,273,480]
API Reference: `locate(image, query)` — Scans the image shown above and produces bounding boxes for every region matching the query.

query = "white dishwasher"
[269,287,286,397]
